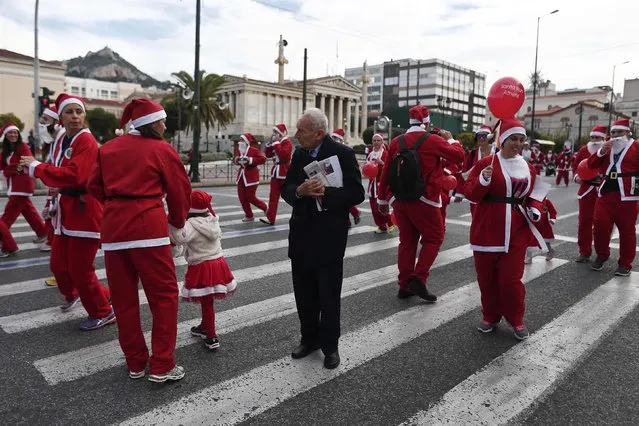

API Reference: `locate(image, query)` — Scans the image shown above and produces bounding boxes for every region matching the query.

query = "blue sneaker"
[60,297,80,312]
[79,310,116,331]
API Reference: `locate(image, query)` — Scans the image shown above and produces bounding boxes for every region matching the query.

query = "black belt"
[608,172,639,180]
[106,194,162,201]
[276,161,289,165]
[484,196,524,205]
[59,188,88,197]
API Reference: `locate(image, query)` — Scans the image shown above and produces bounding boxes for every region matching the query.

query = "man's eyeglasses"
[477,134,489,140]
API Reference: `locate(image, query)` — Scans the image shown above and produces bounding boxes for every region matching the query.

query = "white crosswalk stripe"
[2,193,638,424]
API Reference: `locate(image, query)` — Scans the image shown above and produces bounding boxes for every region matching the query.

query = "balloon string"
[490,120,502,167]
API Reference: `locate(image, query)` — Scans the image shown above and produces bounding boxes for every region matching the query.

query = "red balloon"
[487,77,526,119]
[577,159,598,181]
[440,175,457,191]
[390,211,398,226]
[362,162,378,180]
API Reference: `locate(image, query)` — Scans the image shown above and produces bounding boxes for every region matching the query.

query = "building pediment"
[309,76,360,93]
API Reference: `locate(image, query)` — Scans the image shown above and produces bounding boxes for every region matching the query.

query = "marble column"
[337,97,344,131]
[320,94,326,116]
[328,96,335,131]
[346,99,352,138]
[354,102,360,138]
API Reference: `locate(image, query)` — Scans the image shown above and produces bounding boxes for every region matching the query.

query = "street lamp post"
[33,0,40,147]
[608,60,629,129]
[530,9,559,140]
[191,0,202,183]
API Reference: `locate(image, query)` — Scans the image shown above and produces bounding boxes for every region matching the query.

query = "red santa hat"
[498,117,526,144]
[1,123,20,140]
[240,133,256,144]
[331,128,345,141]
[42,105,59,121]
[611,118,631,132]
[273,123,287,136]
[408,105,430,125]
[590,125,607,139]
[475,125,493,139]
[116,98,166,136]
[55,93,85,116]
[189,190,215,215]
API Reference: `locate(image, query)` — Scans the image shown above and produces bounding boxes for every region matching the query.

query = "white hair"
[302,107,328,133]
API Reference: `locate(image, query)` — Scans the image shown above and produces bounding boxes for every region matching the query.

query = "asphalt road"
[1,175,638,425]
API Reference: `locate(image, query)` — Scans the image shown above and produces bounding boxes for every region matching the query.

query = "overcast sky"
[1,0,638,96]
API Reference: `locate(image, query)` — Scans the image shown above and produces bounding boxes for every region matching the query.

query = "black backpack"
[388,133,430,201]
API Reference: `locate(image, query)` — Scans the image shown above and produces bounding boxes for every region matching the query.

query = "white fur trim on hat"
[409,119,422,125]
[331,132,344,140]
[611,124,630,132]
[272,126,286,136]
[1,125,19,140]
[58,98,85,115]
[240,134,250,144]
[590,131,606,138]
[131,110,167,129]
[43,108,59,121]
[423,116,430,124]
[499,126,526,143]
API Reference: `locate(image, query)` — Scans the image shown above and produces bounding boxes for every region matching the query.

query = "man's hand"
[439,130,453,140]
[379,204,390,215]
[600,140,613,155]
[296,178,325,198]
[481,165,493,181]
[20,156,37,167]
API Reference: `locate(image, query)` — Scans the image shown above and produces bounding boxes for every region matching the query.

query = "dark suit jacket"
[283,135,365,266]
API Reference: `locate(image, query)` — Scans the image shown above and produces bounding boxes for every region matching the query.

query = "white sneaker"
[545,248,555,261]
[148,365,185,383]
[39,243,52,252]
[241,217,255,222]
[32,235,47,244]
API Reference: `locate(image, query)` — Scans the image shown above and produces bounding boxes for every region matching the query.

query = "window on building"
[399,70,407,79]
[633,111,637,117]
[560,117,570,127]
[399,89,407,98]
[101,89,109,98]
[71,86,80,95]
[385,77,399,86]
[110,91,118,100]
[527,106,532,112]
[408,89,417,97]
[81,88,86,97]
[398,100,407,107]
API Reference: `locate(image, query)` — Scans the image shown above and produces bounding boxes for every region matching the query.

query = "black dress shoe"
[397,288,415,299]
[323,351,340,369]
[407,279,437,303]
[291,343,320,359]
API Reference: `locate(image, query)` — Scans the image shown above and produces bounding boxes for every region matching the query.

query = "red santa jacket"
[531,150,545,169]
[535,198,557,240]
[365,146,388,198]
[28,128,102,239]
[378,126,465,208]
[588,139,639,201]
[88,132,191,251]
[2,141,35,196]
[457,146,494,198]
[265,136,293,179]
[464,153,546,252]
[572,144,602,199]
[441,159,461,206]
[556,151,573,171]
[235,145,266,186]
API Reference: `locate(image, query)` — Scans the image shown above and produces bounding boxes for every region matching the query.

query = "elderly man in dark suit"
[282,107,365,369]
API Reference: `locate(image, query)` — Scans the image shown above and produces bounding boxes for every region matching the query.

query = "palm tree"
[162,70,234,134]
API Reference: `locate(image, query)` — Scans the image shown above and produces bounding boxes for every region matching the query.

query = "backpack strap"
[398,134,407,151]
[411,133,430,152]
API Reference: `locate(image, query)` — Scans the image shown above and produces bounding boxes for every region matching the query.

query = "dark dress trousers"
[282,135,365,354]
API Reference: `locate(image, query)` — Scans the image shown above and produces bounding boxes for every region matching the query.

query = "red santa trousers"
[266,178,285,224]
[200,294,217,338]
[593,192,638,269]
[556,170,569,186]
[1,196,46,237]
[237,183,267,219]
[473,210,529,327]
[349,206,360,217]
[0,220,18,252]
[104,245,179,375]
[577,190,597,257]
[44,219,54,246]
[369,197,393,231]
[393,200,444,289]
[50,234,111,317]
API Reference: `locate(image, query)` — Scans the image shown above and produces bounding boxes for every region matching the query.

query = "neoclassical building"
[217,74,363,144]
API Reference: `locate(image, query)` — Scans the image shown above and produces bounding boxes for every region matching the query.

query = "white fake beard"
[587,141,602,154]
[238,142,248,153]
[612,136,630,154]
[499,153,530,179]
[38,124,52,143]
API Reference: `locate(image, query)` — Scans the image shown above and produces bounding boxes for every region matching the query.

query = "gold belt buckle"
[610,172,618,180]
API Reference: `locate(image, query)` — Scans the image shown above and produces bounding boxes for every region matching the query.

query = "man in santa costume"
[234,133,267,222]
[464,117,547,340]
[366,133,394,233]
[88,98,191,382]
[556,145,573,186]
[331,128,361,226]
[531,143,544,175]
[572,125,607,262]
[588,118,639,276]
[260,123,292,225]
[378,105,465,300]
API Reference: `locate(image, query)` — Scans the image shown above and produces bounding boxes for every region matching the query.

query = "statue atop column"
[360,60,370,133]
[275,35,288,84]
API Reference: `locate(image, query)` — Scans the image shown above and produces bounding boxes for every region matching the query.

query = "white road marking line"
[459,212,472,218]
[556,210,579,221]
[120,257,566,425]
[35,244,471,385]
[0,225,376,299]
[403,272,639,426]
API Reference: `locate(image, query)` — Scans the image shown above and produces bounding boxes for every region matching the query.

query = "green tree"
[455,132,476,150]
[86,108,118,143]
[0,113,25,132]
[162,70,234,135]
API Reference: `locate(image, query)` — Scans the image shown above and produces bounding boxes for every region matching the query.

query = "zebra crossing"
[1,187,639,425]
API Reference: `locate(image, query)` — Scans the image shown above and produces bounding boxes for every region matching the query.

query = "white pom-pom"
[115,129,124,136]
[487,133,494,140]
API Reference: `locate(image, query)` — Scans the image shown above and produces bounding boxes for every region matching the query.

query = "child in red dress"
[169,190,237,350]
[525,197,557,263]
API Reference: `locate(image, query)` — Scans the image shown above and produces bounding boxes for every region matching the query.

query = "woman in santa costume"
[170,190,237,351]
[464,118,547,340]
[587,118,639,276]
[332,128,361,226]
[20,94,114,330]
[234,133,267,222]
[87,98,190,382]
[260,123,293,225]
[572,125,606,263]
[367,133,394,233]
[1,123,47,242]
[455,125,494,216]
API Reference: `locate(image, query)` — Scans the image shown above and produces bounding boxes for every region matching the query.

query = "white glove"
[42,207,49,219]
[171,245,184,258]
